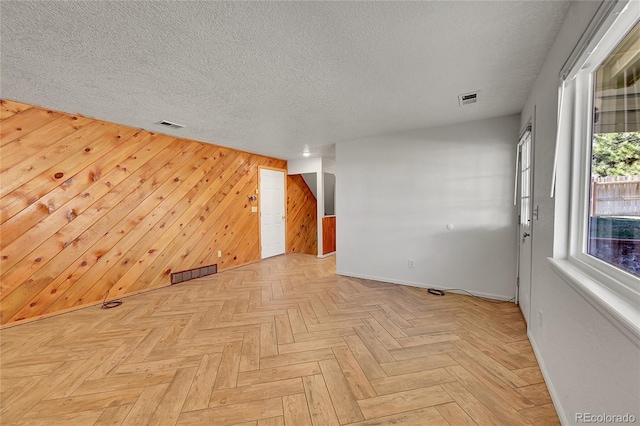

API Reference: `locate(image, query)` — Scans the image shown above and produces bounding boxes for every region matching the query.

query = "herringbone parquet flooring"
[0,254,559,425]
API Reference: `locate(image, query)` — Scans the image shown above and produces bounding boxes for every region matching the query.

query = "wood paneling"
[322,216,336,255]
[0,99,286,327]
[286,174,317,255]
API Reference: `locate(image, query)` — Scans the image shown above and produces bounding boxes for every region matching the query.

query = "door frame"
[258,166,287,258]
[516,112,536,323]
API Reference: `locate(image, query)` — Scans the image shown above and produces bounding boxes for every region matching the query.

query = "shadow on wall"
[415,226,517,299]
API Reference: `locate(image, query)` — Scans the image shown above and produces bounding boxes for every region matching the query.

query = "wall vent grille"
[171,264,217,284]
[458,91,479,106]
[158,120,186,129]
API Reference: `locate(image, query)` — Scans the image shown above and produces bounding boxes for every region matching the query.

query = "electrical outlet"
[408,259,415,269]
[251,206,258,213]
[218,250,222,258]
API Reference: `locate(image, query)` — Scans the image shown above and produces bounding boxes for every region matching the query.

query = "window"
[519,129,532,227]
[552,1,640,336]
[587,21,640,278]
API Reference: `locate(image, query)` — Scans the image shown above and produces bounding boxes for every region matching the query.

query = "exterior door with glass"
[517,126,533,325]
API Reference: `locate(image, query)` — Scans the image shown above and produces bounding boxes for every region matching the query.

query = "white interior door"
[260,168,286,259]
[517,127,533,324]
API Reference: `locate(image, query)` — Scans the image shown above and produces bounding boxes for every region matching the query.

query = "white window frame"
[519,129,533,228]
[571,70,640,300]
[551,1,640,340]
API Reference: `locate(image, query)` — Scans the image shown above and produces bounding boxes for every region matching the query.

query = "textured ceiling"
[1,1,570,160]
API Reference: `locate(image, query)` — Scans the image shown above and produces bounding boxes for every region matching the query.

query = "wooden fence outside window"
[591,175,640,217]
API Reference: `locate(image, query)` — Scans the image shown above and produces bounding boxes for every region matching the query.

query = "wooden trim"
[258,165,288,173]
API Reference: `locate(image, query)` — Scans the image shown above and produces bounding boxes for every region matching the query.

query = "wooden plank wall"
[0,99,286,327]
[322,216,336,255]
[286,175,317,255]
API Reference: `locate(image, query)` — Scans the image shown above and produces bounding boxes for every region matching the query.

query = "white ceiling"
[1,1,570,160]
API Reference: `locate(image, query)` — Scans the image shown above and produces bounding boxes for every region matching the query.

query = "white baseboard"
[335,270,513,301]
[528,330,568,425]
[317,252,336,259]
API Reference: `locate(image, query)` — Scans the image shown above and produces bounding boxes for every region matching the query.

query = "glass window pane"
[588,21,640,277]
[519,131,532,227]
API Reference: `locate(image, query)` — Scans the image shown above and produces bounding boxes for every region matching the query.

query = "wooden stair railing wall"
[0,99,286,327]
[286,174,317,255]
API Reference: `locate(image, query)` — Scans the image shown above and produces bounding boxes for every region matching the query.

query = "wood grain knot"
[54,172,64,179]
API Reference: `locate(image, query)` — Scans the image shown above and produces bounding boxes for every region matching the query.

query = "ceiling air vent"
[458,91,479,106]
[157,120,185,129]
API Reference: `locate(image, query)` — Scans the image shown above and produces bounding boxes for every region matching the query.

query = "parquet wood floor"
[0,254,559,425]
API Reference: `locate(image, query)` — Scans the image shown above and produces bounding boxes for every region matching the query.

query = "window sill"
[548,258,640,341]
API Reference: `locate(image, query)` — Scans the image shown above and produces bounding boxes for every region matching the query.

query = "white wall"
[324,173,335,216]
[336,115,520,299]
[288,157,323,176]
[323,158,336,175]
[521,1,640,423]
[301,173,317,198]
